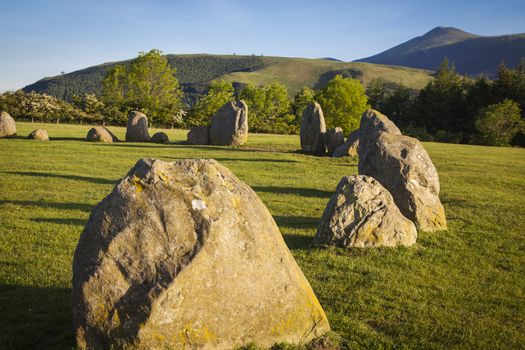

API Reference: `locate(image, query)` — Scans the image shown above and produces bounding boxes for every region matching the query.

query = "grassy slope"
[221,57,432,94]
[1,122,524,349]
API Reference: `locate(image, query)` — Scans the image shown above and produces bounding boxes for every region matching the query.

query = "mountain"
[22,54,432,104]
[356,26,525,77]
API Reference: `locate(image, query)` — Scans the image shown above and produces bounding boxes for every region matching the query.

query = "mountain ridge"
[356,26,525,77]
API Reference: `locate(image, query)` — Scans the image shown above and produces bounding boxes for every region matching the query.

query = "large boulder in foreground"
[300,102,326,154]
[125,111,150,142]
[358,111,447,232]
[86,126,119,142]
[0,111,16,138]
[72,158,330,349]
[325,127,344,155]
[314,175,417,248]
[187,125,210,145]
[333,129,360,158]
[209,101,248,146]
[28,129,49,141]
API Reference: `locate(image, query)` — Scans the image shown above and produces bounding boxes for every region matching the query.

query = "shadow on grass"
[273,215,320,230]
[254,186,333,198]
[0,199,93,212]
[161,156,299,164]
[31,218,86,226]
[5,171,116,185]
[0,285,73,349]
[282,233,313,250]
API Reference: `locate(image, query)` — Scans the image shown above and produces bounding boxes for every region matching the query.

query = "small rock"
[151,132,169,144]
[325,127,344,155]
[86,126,119,142]
[333,129,359,157]
[28,129,49,141]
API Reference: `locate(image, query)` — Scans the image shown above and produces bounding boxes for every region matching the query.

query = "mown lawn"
[1,122,524,349]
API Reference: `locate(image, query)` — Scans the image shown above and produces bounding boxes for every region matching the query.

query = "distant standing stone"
[314,175,417,247]
[72,158,330,349]
[125,111,151,142]
[209,101,248,146]
[325,127,344,155]
[333,129,360,157]
[0,111,16,138]
[187,125,210,145]
[300,102,326,154]
[151,132,169,144]
[28,129,49,141]
[86,126,119,142]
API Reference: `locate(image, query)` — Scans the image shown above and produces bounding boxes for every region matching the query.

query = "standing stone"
[300,102,326,154]
[209,101,248,146]
[72,158,330,349]
[187,126,210,145]
[151,132,169,144]
[125,111,150,142]
[314,175,417,248]
[333,129,360,157]
[86,126,119,143]
[325,127,344,155]
[358,110,447,232]
[28,129,49,141]
[0,111,16,138]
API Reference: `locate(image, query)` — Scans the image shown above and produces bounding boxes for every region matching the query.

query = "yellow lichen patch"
[175,323,217,349]
[131,175,145,192]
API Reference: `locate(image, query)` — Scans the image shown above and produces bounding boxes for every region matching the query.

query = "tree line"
[1,50,524,146]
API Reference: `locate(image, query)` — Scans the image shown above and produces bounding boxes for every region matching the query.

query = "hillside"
[22,54,433,103]
[356,26,525,77]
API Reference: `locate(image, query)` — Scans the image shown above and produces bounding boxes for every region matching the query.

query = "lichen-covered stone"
[0,111,16,138]
[86,126,119,142]
[151,132,169,144]
[359,131,447,232]
[332,129,359,157]
[28,129,49,141]
[358,109,400,164]
[209,101,248,146]
[300,102,326,154]
[314,175,417,248]
[125,111,150,142]
[325,127,344,155]
[73,158,330,349]
[187,126,210,145]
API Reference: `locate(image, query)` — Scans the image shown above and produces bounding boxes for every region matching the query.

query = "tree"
[293,86,315,118]
[101,49,183,126]
[366,78,388,111]
[381,85,414,128]
[239,82,293,133]
[475,99,524,146]
[188,80,234,126]
[413,58,468,136]
[316,75,369,133]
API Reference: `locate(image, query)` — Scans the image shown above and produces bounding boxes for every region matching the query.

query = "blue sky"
[1,0,524,92]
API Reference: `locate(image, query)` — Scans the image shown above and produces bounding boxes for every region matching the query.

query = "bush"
[475,99,524,146]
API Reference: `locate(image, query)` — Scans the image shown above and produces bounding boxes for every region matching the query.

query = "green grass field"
[1,122,524,349]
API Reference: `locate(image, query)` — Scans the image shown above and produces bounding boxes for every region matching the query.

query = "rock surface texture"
[86,126,119,143]
[332,129,360,157]
[72,158,330,349]
[28,129,49,141]
[125,111,151,142]
[209,101,248,146]
[151,132,169,144]
[0,111,17,138]
[300,102,326,154]
[187,126,210,145]
[358,110,447,232]
[314,175,417,248]
[325,127,344,155]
